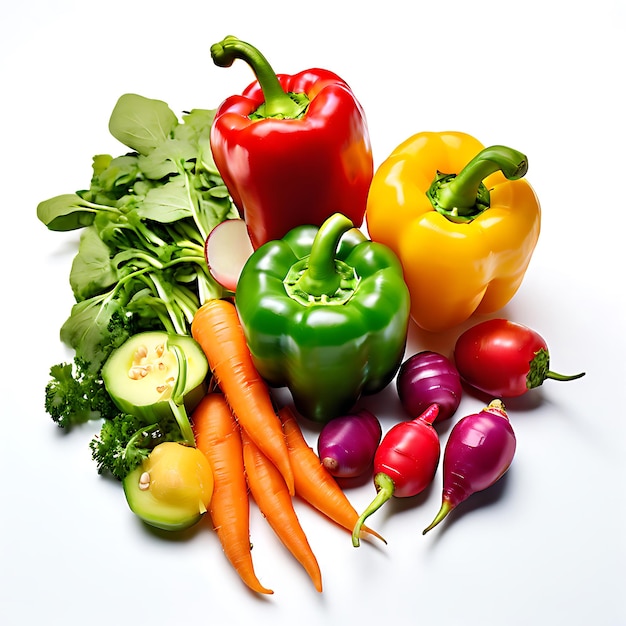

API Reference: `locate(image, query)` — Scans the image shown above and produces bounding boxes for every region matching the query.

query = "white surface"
[2,1,625,625]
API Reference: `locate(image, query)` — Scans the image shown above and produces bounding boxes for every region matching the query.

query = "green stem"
[210,35,308,119]
[113,249,165,270]
[528,348,586,389]
[352,472,395,547]
[196,269,224,304]
[183,171,209,242]
[546,371,586,382]
[168,343,196,446]
[125,422,160,457]
[427,145,528,223]
[422,499,454,535]
[135,219,168,248]
[169,220,206,249]
[171,284,201,323]
[296,213,353,298]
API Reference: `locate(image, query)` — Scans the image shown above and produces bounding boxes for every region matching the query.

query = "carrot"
[278,405,386,544]
[191,298,295,496]
[241,428,323,593]
[192,393,273,595]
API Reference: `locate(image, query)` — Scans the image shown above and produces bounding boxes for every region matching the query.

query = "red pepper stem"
[428,145,528,223]
[210,35,307,119]
[295,213,353,298]
[352,472,395,547]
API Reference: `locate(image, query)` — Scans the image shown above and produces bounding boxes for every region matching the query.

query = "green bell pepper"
[235,213,410,422]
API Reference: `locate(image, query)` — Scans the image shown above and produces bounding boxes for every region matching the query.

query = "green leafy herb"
[108,93,179,156]
[45,359,118,429]
[45,311,137,430]
[90,413,180,481]
[39,93,237,475]
[38,93,237,374]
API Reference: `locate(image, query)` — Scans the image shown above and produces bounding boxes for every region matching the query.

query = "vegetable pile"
[38,35,587,596]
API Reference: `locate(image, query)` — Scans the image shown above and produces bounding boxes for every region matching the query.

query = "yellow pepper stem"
[427,145,528,223]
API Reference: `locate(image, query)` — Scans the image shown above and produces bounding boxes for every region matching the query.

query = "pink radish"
[204,219,254,292]
[422,399,516,534]
[352,404,441,547]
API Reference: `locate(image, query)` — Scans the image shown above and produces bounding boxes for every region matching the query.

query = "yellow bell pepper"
[366,131,541,333]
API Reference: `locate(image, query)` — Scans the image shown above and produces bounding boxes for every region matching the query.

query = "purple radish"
[397,351,463,422]
[317,409,382,478]
[422,399,516,534]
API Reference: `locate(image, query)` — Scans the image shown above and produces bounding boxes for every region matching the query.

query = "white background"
[2,1,625,625]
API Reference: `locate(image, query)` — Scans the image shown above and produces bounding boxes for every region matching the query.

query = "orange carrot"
[241,428,323,593]
[278,405,386,544]
[191,299,295,496]
[192,393,273,595]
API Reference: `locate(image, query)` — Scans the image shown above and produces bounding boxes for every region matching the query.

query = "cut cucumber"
[102,331,208,422]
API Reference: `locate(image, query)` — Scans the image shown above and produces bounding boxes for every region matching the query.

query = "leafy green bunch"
[39,93,237,479]
[38,94,238,376]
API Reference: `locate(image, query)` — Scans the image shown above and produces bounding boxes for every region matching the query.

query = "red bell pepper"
[209,36,374,249]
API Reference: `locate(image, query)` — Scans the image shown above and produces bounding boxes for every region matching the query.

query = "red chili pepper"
[454,319,585,397]
[352,404,441,546]
[209,36,374,250]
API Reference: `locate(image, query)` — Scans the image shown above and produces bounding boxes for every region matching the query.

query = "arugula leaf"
[36,194,99,231]
[91,154,141,197]
[138,137,196,180]
[138,177,195,223]
[60,295,126,371]
[69,226,118,300]
[108,93,179,156]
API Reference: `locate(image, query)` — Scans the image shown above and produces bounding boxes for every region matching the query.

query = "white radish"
[204,219,254,292]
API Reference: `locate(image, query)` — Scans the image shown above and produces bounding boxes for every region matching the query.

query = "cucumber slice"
[123,442,214,531]
[102,331,208,422]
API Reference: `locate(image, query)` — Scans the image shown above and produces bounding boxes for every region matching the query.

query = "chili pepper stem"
[546,370,586,382]
[352,472,395,547]
[210,35,308,119]
[528,348,586,389]
[428,145,529,223]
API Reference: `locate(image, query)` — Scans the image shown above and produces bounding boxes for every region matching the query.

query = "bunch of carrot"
[190,298,383,594]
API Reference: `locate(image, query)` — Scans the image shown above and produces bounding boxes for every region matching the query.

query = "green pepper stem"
[210,35,307,119]
[296,213,353,298]
[428,145,528,223]
[352,472,395,547]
